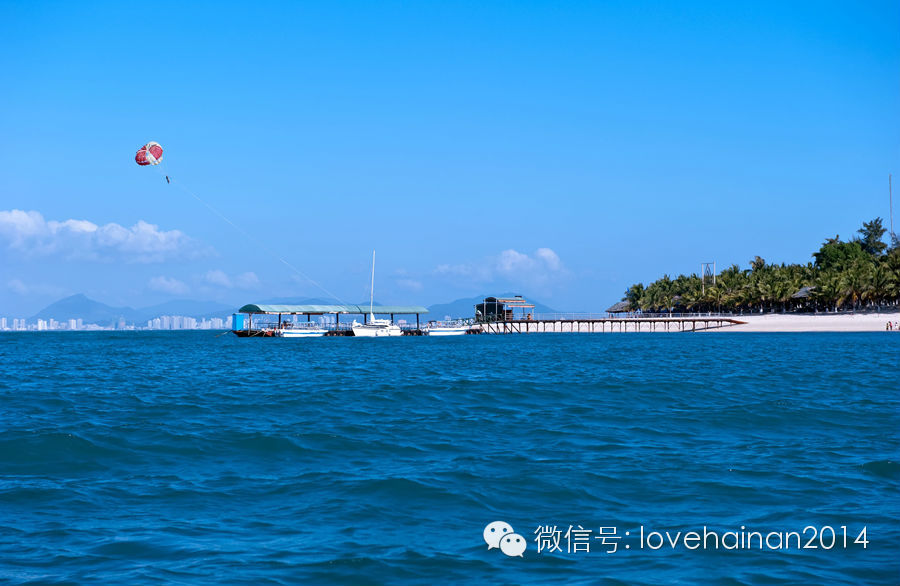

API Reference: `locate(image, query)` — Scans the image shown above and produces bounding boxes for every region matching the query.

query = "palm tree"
[624,219,899,314]
[814,272,842,312]
[623,283,645,312]
[840,259,872,311]
[750,256,766,272]
[868,265,891,309]
[658,275,675,315]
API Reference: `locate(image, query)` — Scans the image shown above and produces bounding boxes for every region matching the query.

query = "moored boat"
[351,250,403,337]
[351,318,402,337]
[276,324,328,338]
[425,320,471,336]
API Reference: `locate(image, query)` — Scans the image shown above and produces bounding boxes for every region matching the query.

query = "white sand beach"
[709,312,900,333]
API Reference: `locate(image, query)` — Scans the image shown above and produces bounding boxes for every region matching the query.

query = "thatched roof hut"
[606,301,631,313]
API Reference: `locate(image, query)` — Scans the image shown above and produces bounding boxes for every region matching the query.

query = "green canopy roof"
[238,303,429,315]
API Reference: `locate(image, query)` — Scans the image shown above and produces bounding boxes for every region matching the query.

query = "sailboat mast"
[369,249,376,316]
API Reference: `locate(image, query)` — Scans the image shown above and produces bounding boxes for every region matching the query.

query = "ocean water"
[0,331,897,585]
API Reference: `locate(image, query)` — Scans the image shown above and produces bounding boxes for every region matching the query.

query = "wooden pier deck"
[478,316,746,334]
[233,328,426,337]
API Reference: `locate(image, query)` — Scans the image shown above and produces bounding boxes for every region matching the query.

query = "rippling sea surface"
[1,331,898,584]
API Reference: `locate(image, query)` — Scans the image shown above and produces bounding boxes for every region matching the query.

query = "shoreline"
[708,312,900,333]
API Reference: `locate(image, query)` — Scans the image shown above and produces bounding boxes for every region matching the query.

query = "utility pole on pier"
[890,174,895,244]
[701,262,716,295]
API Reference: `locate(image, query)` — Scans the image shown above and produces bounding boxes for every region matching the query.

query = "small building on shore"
[606,301,631,315]
[475,296,535,322]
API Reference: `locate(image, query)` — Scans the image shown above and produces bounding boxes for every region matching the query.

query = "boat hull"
[426,327,469,336]
[277,328,327,338]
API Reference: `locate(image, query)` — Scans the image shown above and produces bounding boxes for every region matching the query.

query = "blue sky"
[1,1,898,315]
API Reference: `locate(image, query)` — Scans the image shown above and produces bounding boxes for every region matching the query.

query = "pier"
[477,315,746,334]
[473,296,745,333]
[230,297,747,337]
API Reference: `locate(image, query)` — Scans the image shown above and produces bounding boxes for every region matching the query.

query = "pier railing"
[484,312,745,322]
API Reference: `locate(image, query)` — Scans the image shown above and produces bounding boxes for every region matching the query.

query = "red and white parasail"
[135,141,163,166]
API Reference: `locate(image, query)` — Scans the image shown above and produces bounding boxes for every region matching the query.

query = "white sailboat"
[352,250,403,337]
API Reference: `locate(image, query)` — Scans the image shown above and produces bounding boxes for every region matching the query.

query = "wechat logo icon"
[484,521,526,557]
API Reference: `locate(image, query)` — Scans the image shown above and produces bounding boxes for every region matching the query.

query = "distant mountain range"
[28,293,558,325]
[30,294,235,325]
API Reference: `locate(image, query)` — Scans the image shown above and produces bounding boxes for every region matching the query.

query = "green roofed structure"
[238,304,428,316]
[234,303,429,333]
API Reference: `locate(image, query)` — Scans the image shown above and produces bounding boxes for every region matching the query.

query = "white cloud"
[0,210,45,245]
[496,249,536,275]
[7,279,28,295]
[396,278,423,292]
[235,272,260,289]
[5,278,65,297]
[203,269,232,288]
[434,263,480,277]
[434,247,565,286]
[201,270,260,290]
[148,276,189,295]
[0,209,207,262]
[535,248,561,271]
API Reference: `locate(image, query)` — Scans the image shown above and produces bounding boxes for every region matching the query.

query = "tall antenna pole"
[369,249,376,316]
[701,262,715,295]
[890,174,895,242]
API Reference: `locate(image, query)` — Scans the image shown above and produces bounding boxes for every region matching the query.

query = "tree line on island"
[622,218,900,314]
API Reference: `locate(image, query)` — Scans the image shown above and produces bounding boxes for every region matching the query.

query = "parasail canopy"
[135,141,163,166]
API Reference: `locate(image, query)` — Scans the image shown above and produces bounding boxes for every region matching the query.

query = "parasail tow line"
[134,140,347,305]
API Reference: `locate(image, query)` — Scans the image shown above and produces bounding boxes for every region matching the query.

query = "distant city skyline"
[2,1,898,316]
[1,314,231,332]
